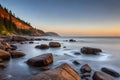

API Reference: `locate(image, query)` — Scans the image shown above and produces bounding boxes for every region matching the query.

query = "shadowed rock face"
[49,42,61,48]
[27,53,53,67]
[30,63,81,80]
[0,49,10,60]
[93,71,114,80]
[81,47,102,54]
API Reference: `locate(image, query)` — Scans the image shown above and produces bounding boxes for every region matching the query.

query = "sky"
[0,0,120,36]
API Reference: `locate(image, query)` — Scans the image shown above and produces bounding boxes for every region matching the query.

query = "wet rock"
[0,58,3,62]
[93,71,114,80]
[63,46,66,48]
[69,39,76,42]
[73,60,80,65]
[27,53,53,67]
[80,64,91,73]
[29,41,34,44]
[30,63,81,80]
[81,73,91,78]
[10,44,17,50]
[11,36,29,41]
[81,47,102,54]
[49,42,61,48]
[10,51,25,58]
[101,67,120,77]
[74,52,81,55]
[0,49,10,60]
[0,42,5,50]
[0,63,6,68]
[35,44,49,49]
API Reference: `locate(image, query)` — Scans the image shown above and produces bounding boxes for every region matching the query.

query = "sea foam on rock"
[30,63,81,80]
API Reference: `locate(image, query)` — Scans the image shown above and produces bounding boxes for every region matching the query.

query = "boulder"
[80,64,91,73]
[49,42,61,48]
[10,51,25,58]
[0,49,10,60]
[35,44,49,49]
[101,67,120,77]
[30,63,81,80]
[93,71,114,80]
[81,47,102,54]
[27,53,53,67]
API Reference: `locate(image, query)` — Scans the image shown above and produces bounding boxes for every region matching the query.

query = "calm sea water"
[0,36,120,80]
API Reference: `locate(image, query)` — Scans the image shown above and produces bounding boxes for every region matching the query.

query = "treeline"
[0,4,41,35]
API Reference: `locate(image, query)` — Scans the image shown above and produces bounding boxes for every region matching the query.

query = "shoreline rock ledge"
[27,53,53,67]
[30,63,81,80]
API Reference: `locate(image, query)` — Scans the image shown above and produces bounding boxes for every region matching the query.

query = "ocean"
[0,36,120,80]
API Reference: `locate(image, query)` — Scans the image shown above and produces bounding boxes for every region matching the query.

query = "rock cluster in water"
[0,36,120,80]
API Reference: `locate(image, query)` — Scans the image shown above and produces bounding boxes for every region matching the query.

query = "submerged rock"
[49,42,61,48]
[93,71,114,80]
[81,47,102,54]
[73,60,80,65]
[30,63,81,80]
[0,49,10,60]
[69,39,76,42]
[27,53,53,67]
[29,41,34,44]
[10,51,25,58]
[80,64,92,73]
[35,44,49,49]
[101,67,120,77]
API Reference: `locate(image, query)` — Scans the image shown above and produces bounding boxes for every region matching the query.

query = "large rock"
[30,63,81,80]
[80,64,92,73]
[0,49,10,60]
[49,42,61,48]
[93,71,114,80]
[27,53,53,67]
[101,67,120,77]
[35,44,49,49]
[81,47,102,54]
[10,51,25,58]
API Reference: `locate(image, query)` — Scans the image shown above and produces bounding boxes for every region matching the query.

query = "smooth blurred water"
[0,36,120,80]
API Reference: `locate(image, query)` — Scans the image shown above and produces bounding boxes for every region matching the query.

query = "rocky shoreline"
[0,35,120,80]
